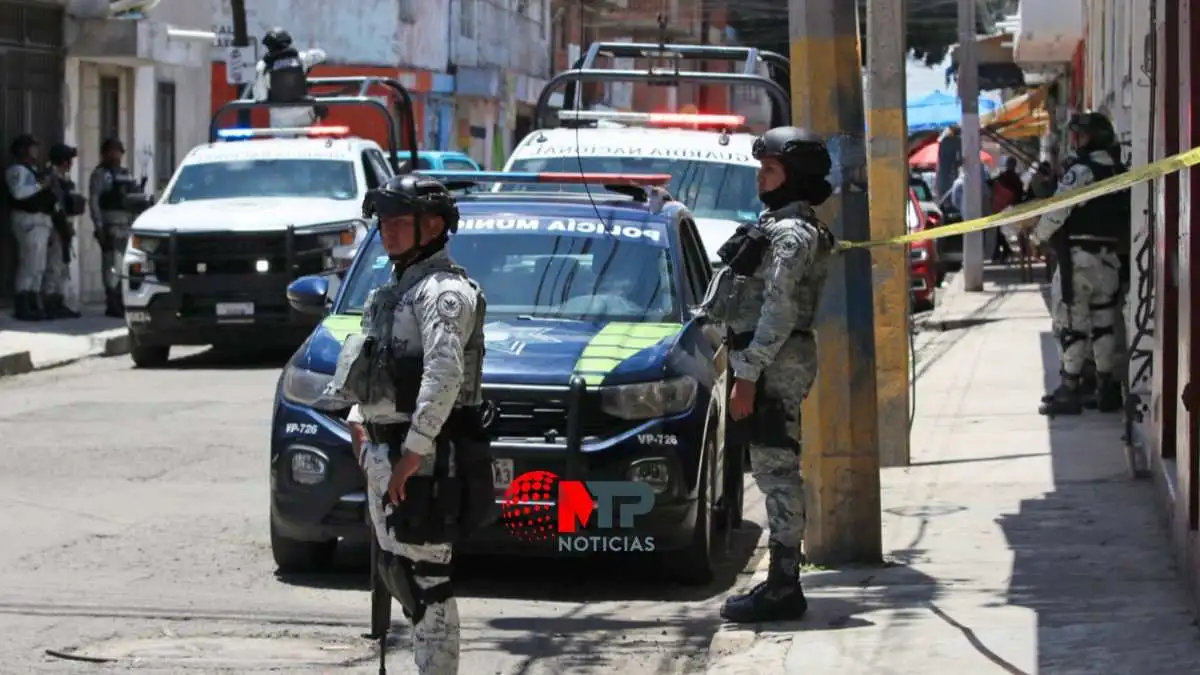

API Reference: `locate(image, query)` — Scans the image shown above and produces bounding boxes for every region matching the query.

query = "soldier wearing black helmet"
[329,175,490,674]
[1030,111,1128,416]
[5,133,58,320]
[89,137,137,317]
[252,27,328,128]
[697,126,838,623]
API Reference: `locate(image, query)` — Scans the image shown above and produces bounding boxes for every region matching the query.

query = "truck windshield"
[339,224,679,323]
[164,159,357,204]
[502,156,762,224]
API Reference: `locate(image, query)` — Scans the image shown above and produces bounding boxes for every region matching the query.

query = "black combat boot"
[42,294,81,319]
[12,292,43,321]
[720,542,808,623]
[1041,370,1097,408]
[1039,376,1084,416]
[1095,373,1123,413]
[104,289,123,318]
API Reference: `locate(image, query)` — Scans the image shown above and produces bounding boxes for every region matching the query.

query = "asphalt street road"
[0,347,768,674]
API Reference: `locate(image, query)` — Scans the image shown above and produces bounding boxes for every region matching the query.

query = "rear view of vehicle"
[502,41,794,264]
[121,77,422,367]
[907,187,937,310]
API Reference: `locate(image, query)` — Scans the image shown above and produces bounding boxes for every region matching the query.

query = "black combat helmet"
[49,143,77,165]
[262,27,294,52]
[9,133,38,158]
[752,126,833,179]
[363,174,460,233]
[1068,111,1116,149]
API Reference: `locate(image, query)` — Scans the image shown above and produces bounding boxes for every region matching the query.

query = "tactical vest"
[264,48,308,103]
[98,166,135,212]
[8,164,55,214]
[1062,158,1130,245]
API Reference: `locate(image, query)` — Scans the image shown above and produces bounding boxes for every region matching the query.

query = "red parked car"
[908,187,938,311]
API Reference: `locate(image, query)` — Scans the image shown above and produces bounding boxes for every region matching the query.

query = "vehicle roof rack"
[414,170,673,205]
[208,76,419,173]
[535,41,791,129]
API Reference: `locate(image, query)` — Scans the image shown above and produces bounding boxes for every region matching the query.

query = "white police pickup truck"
[503,41,793,265]
[120,76,424,367]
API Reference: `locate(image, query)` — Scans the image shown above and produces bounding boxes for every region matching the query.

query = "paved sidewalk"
[0,305,129,376]
[707,271,1200,674]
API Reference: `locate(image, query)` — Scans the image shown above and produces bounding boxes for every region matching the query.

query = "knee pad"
[376,551,453,626]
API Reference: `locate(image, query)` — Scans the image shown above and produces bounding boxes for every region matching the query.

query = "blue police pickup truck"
[268,170,743,584]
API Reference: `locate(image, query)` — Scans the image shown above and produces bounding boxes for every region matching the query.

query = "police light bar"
[415,171,672,187]
[556,110,745,129]
[216,125,351,140]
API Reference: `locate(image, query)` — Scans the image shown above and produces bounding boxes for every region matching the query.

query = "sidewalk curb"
[0,328,130,378]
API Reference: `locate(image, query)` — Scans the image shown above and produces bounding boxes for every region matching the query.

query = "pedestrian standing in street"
[696,127,837,624]
[335,175,492,675]
[1030,111,1128,416]
[89,138,136,318]
[43,143,83,319]
[5,134,56,321]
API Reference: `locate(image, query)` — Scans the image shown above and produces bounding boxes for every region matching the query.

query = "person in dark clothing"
[991,157,1025,263]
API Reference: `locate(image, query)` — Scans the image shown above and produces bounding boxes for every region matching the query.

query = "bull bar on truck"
[534,41,792,129]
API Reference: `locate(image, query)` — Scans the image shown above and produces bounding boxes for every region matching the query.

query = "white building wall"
[210,0,449,69]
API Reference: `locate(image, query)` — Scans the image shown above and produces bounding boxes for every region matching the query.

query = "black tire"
[664,450,716,586]
[129,335,170,369]
[270,520,337,574]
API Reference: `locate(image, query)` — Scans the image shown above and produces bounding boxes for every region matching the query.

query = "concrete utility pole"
[231,0,252,127]
[865,0,911,468]
[958,0,985,291]
[789,0,883,565]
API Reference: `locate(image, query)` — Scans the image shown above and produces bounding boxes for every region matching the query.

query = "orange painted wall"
[211,62,429,152]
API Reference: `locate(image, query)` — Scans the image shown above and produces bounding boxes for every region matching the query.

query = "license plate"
[216,302,254,317]
[492,459,514,489]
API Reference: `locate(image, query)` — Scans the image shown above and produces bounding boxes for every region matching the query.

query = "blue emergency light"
[215,125,350,141]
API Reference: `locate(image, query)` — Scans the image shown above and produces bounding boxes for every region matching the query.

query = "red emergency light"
[216,125,351,140]
[557,109,746,130]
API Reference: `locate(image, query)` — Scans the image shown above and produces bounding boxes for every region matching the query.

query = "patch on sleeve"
[774,232,803,259]
[435,290,467,322]
[1060,168,1079,187]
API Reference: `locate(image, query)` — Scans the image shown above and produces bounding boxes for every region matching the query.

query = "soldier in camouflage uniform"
[5,134,56,321]
[343,174,485,675]
[697,127,837,623]
[1031,111,1127,416]
[89,138,136,318]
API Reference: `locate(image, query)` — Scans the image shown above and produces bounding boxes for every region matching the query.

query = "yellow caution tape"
[837,145,1200,250]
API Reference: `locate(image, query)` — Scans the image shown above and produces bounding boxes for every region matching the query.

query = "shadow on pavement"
[276,521,764,604]
[991,327,1200,672]
[157,345,294,370]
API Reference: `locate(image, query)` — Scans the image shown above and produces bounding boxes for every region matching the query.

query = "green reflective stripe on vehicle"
[573,322,681,386]
[321,314,362,343]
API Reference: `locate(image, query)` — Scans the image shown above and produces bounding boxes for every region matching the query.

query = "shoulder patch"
[774,231,803,259]
[1060,170,1077,187]
[435,290,468,321]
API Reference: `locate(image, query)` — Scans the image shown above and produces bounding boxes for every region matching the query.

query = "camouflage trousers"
[750,446,806,549]
[362,442,459,675]
[43,229,69,296]
[1051,247,1122,376]
[11,212,52,293]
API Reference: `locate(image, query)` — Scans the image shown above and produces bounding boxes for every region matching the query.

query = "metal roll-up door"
[0,0,65,301]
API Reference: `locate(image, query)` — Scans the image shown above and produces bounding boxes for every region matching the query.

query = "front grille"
[150,231,330,281]
[485,392,635,441]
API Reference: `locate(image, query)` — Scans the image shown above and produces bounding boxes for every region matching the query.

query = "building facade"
[1,0,213,307]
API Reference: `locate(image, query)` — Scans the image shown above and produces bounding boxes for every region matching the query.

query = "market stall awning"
[907,90,1000,133]
[981,83,1052,129]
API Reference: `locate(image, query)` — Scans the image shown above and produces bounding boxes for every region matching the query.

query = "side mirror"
[287,275,330,316]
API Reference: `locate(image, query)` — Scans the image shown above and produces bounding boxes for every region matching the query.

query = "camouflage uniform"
[252,47,328,129]
[347,249,485,675]
[89,163,135,316]
[698,200,834,622]
[6,163,54,298]
[1031,148,1125,415]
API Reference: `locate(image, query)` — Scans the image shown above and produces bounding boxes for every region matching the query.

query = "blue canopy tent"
[907,90,1001,133]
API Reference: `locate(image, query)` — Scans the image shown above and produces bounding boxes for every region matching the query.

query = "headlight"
[311,220,365,249]
[600,376,698,420]
[291,449,328,485]
[280,365,343,410]
[130,234,163,253]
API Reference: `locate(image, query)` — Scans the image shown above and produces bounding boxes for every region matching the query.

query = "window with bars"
[99,77,120,146]
[156,81,176,190]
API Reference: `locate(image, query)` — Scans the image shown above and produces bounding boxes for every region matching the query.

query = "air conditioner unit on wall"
[66,0,162,21]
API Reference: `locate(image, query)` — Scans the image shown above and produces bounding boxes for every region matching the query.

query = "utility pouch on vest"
[717,225,769,276]
[332,333,376,404]
[383,407,497,545]
[390,356,425,414]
